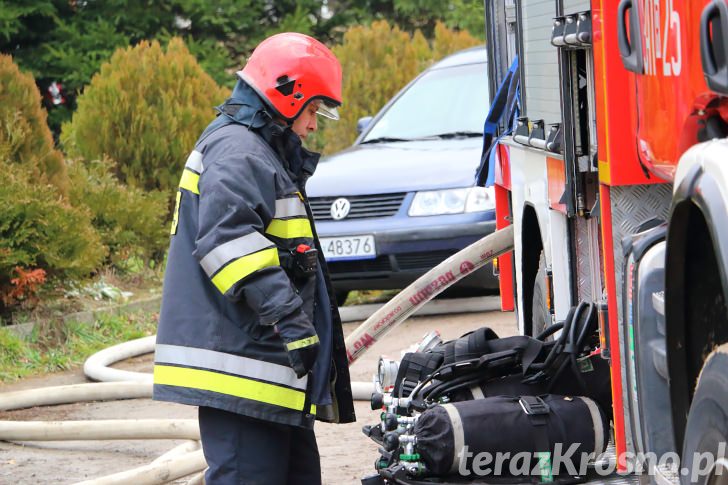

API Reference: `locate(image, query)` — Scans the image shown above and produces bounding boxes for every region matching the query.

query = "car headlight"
[408,186,495,216]
[465,186,495,213]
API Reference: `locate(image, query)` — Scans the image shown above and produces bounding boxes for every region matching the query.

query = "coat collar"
[215,80,321,183]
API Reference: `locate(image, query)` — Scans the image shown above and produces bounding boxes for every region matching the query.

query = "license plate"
[320,235,376,261]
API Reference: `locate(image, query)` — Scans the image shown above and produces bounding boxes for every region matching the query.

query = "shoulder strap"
[476,56,520,187]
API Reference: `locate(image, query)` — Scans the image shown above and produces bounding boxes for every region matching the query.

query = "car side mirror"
[356,116,373,135]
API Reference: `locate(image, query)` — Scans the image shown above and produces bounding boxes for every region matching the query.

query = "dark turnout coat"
[153,81,355,429]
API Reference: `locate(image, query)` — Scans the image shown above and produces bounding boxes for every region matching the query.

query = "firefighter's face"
[291,101,320,140]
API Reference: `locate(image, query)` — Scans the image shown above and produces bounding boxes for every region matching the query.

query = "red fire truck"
[484,0,728,482]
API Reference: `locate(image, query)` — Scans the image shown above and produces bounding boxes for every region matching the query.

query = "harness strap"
[519,396,553,482]
[476,56,521,187]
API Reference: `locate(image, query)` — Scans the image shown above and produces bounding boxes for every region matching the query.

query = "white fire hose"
[0,225,514,484]
[0,381,151,412]
[0,419,199,441]
[83,335,156,383]
[345,225,514,363]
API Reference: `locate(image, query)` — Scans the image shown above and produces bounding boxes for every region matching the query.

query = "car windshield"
[362,62,489,143]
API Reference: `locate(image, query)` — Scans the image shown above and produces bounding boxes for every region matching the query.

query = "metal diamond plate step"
[584,443,640,485]
[653,463,680,485]
[585,444,679,485]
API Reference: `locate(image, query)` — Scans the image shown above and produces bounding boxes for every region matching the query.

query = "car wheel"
[680,342,728,485]
[335,290,349,306]
[531,251,551,338]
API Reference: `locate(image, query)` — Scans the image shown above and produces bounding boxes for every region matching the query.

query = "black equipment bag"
[393,302,612,417]
[413,395,608,478]
[393,328,540,399]
[449,353,613,419]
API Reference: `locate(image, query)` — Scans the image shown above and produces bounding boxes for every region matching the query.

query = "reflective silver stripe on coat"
[442,403,465,474]
[199,232,275,277]
[274,197,307,219]
[577,396,605,455]
[155,344,307,391]
[185,150,204,174]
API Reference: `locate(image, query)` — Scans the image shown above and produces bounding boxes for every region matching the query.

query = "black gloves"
[275,308,320,378]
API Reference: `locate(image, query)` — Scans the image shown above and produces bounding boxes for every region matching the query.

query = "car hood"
[306,138,483,196]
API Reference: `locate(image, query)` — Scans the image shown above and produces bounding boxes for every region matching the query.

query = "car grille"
[327,256,393,275]
[395,251,457,270]
[309,193,406,221]
[327,250,458,276]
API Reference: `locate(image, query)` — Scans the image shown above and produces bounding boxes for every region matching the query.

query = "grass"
[344,289,400,306]
[0,311,157,383]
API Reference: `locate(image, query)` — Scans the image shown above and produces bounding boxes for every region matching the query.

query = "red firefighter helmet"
[237,32,342,122]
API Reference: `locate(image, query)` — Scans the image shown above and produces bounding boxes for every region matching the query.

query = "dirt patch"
[0,306,516,484]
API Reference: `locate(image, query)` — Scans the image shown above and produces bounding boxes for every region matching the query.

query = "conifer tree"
[61,38,229,193]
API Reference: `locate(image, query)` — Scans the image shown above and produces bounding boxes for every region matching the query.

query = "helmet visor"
[316,100,340,121]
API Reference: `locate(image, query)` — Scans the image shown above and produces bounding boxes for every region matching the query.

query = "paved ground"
[0,298,517,484]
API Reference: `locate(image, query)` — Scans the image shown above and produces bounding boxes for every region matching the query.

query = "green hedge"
[61,37,230,193]
[0,54,68,194]
[0,53,172,317]
[0,158,106,289]
[0,54,104,315]
[67,158,168,267]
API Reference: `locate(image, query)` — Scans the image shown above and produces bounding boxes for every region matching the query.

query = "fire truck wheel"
[531,251,551,339]
[680,342,728,485]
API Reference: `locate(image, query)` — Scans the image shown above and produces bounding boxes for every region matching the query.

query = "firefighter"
[152,32,355,484]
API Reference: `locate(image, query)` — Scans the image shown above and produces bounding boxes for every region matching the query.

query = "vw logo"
[330,198,351,220]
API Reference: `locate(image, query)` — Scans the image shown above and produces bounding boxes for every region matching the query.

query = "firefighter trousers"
[198,406,321,485]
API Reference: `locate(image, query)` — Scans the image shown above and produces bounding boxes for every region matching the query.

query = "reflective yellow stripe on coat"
[265,196,313,239]
[286,335,320,351]
[154,344,311,411]
[199,232,279,295]
[210,248,279,294]
[154,365,308,411]
[265,218,313,239]
[178,150,204,195]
